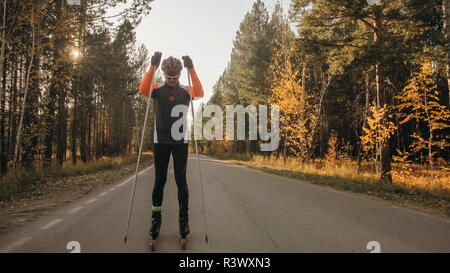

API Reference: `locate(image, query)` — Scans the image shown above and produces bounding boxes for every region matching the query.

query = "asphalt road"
[0,154,449,253]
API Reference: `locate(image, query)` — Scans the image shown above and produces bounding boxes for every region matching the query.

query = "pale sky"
[135,0,291,106]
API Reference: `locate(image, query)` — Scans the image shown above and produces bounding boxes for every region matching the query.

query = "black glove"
[182,56,193,69]
[151,51,162,66]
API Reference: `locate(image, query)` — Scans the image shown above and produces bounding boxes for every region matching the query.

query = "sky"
[134,0,292,106]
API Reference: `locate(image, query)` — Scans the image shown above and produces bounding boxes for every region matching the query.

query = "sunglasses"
[165,74,180,80]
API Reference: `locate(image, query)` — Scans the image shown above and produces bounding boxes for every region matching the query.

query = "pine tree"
[289,0,435,182]
[443,0,450,106]
[228,0,274,106]
[0,0,155,176]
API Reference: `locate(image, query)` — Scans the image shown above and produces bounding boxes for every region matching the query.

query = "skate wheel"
[150,240,156,251]
[180,238,187,250]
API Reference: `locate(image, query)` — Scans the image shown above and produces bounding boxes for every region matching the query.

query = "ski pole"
[187,69,208,244]
[124,65,158,244]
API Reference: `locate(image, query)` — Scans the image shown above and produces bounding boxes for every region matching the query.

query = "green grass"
[0,153,153,202]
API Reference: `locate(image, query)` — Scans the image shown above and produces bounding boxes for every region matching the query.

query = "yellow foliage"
[269,40,314,159]
[361,105,397,154]
[395,61,450,166]
[325,131,338,168]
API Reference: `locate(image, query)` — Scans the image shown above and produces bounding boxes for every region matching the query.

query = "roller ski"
[179,216,190,250]
[180,238,187,250]
[149,211,161,251]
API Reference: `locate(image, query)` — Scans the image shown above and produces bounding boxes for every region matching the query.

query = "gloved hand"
[182,56,193,69]
[151,51,162,67]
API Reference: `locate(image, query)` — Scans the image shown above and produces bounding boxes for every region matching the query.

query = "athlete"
[139,52,204,248]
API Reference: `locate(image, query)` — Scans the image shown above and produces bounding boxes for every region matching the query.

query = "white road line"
[68,206,83,214]
[117,179,130,187]
[115,165,152,187]
[1,237,32,253]
[41,218,63,230]
[138,165,153,175]
[98,191,108,197]
[116,181,128,187]
[85,198,97,204]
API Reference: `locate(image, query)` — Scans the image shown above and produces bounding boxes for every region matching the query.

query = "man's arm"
[139,52,162,97]
[182,56,204,100]
[139,65,159,97]
[187,68,204,100]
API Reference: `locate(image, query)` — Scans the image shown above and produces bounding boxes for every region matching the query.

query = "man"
[139,52,204,246]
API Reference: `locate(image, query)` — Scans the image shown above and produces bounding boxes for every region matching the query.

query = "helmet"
[161,56,183,76]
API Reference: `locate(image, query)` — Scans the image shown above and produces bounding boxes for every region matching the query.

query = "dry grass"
[0,153,153,201]
[208,152,450,216]
[247,155,450,194]
[0,153,154,234]
[390,163,450,193]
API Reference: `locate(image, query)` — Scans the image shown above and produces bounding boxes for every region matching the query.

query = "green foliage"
[227,0,275,106]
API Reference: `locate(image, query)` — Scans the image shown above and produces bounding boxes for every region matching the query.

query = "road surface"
[0,154,449,253]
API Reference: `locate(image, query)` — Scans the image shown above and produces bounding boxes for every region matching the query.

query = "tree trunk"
[55,0,69,166]
[14,23,35,169]
[72,0,87,164]
[376,62,392,183]
[308,68,330,160]
[374,5,392,183]
[443,0,450,107]
[9,56,21,164]
[56,72,67,166]
[424,92,434,180]
[44,0,64,168]
[0,0,7,175]
[358,74,371,170]
[88,111,92,159]
[22,20,40,167]
[0,47,6,175]
[72,73,78,165]
[0,0,6,89]
[5,55,18,175]
[96,101,101,159]
[80,90,88,162]
[93,91,97,159]
[43,85,56,168]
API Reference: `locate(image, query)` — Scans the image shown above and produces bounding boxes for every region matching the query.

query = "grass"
[0,153,153,202]
[205,152,450,217]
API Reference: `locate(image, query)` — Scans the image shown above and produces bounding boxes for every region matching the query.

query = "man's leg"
[172,143,189,238]
[150,143,171,239]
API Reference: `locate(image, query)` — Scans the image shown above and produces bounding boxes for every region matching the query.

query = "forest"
[0,0,153,177]
[203,0,450,188]
[0,0,449,201]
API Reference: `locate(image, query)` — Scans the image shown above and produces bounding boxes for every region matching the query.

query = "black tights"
[152,143,189,218]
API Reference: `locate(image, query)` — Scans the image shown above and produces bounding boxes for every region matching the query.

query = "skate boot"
[179,215,190,250]
[149,211,161,251]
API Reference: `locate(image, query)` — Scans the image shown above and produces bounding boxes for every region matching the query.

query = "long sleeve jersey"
[139,65,204,144]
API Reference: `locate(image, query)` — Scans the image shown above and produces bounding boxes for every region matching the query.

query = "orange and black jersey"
[139,65,204,144]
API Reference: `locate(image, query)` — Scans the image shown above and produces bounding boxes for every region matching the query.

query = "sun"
[72,50,80,59]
